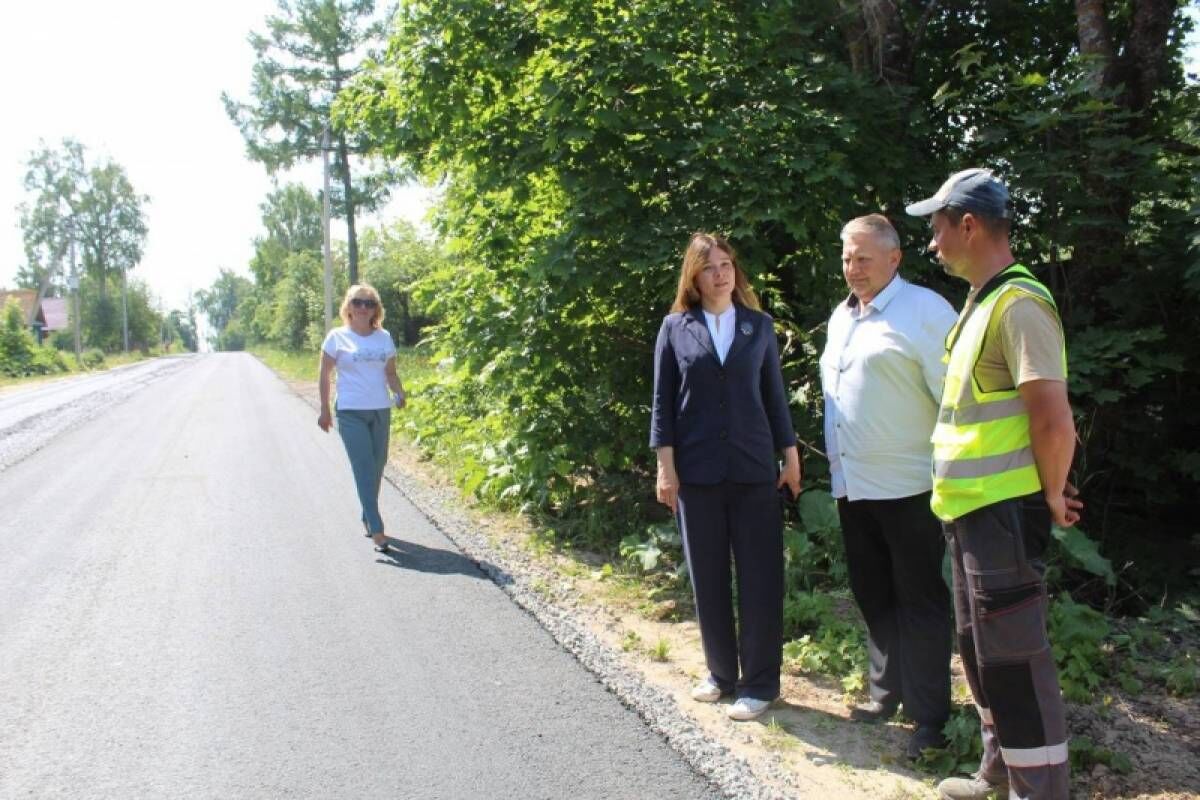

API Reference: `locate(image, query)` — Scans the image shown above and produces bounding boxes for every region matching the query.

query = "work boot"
[936,772,1008,799]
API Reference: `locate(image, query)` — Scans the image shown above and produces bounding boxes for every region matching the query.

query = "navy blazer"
[649,304,797,485]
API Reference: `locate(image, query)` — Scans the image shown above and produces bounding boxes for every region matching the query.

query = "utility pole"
[69,236,81,365]
[120,265,130,352]
[321,126,334,332]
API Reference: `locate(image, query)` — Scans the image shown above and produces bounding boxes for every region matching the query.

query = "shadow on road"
[374,537,498,581]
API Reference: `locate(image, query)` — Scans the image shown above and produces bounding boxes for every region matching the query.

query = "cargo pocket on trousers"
[973,583,1049,662]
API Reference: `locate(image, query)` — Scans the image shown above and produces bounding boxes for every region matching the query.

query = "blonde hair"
[338,283,386,329]
[670,232,761,313]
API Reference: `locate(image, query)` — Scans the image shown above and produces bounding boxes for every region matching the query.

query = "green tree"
[250,183,324,287]
[267,251,328,349]
[76,160,150,351]
[339,0,887,511]
[358,220,444,344]
[337,0,1200,580]
[0,297,37,376]
[18,140,149,352]
[223,0,397,284]
[17,139,86,316]
[165,308,199,352]
[196,269,255,350]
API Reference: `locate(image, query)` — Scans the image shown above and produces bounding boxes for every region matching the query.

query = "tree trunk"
[399,292,412,345]
[840,1,871,75]
[96,238,108,301]
[1074,0,1115,88]
[1121,0,1176,113]
[1071,0,1178,292]
[839,0,911,85]
[337,135,359,285]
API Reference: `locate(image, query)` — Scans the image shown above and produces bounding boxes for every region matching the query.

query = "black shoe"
[906,724,948,760]
[849,700,899,723]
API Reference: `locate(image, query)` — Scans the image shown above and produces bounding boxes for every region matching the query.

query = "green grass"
[250,345,435,386]
[0,346,173,391]
[251,347,319,382]
[648,637,671,662]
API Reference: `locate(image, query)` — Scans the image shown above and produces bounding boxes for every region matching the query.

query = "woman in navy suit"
[650,232,802,721]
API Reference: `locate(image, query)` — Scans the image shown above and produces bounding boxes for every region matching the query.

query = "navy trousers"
[676,481,783,700]
[837,491,952,725]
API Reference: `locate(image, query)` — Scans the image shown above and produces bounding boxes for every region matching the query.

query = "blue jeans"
[336,407,391,534]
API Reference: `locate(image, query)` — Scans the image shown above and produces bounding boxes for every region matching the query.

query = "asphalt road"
[0,353,719,799]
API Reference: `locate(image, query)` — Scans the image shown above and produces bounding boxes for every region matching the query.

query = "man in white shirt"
[821,214,957,759]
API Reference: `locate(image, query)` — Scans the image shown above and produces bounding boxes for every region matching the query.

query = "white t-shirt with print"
[321,326,396,410]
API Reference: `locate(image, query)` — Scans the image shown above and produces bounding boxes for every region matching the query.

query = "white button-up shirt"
[821,275,958,501]
[702,305,736,364]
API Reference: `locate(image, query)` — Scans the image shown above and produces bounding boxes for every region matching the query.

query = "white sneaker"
[691,678,724,703]
[726,697,772,720]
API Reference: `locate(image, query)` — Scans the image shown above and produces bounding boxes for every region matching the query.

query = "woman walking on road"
[649,232,802,721]
[317,284,407,553]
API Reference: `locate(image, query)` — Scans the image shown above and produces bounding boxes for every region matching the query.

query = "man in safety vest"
[907,168,1083,800]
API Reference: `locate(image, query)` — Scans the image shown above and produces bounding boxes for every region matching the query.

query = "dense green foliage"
[15,139,167,353]
[198,181,444,352]
[0,298,68,378]
[337,0,1200,603]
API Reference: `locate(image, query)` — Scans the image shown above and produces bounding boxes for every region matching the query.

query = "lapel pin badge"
[739,321,753,336]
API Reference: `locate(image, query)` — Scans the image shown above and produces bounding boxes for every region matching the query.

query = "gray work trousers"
[944,493,1069,800]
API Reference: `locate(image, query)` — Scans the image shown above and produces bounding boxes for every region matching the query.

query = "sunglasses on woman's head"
[350,298,378,309]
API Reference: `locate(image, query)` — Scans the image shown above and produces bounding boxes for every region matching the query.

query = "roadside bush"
[1163,651,1198,697]
[917,706,985,777]
[0,298,69,378]
[0,297,36,376]
[1049,596,1111,703]
[81,348,106,369]
[217,319,248,352]
[619,522,682,574]
[27,345,68,375]
[782,618,866,694]
[784,492,847,590]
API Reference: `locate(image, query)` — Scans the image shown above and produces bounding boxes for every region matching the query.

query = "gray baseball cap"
[905,168,1011,219]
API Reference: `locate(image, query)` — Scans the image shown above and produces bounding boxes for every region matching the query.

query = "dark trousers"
[837,491,951,725]
[945,493,1069,800]
[676,481,783,700]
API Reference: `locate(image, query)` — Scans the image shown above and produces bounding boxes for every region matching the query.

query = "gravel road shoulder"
[0,356,195,473]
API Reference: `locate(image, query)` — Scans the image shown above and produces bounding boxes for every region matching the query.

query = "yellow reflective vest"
[930,264,1066,522]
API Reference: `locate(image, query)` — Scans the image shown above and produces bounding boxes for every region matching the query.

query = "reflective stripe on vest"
[930,265,1065,521]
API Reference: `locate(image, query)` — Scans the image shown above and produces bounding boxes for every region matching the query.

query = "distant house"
[0,289,69,344]
[41,298,69,334]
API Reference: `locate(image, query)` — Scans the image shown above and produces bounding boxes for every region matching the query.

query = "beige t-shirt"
[967,294,1066,393]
